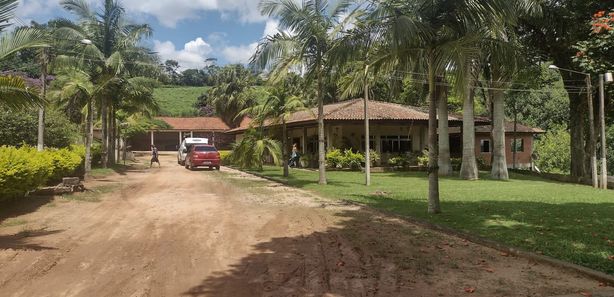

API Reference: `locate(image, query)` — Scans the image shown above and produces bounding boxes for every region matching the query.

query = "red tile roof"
[227,99,462,133]
[156,117,230,131]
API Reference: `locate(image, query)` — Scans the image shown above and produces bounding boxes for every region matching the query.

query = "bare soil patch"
[0,155,607,297]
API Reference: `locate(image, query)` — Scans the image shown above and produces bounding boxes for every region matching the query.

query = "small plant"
[342,149,365,170]
[369,149,381,166]
[326,148,344,169]
[417,150,429,167]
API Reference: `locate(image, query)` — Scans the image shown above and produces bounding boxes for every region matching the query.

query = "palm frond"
[0,27,49,61]
[0,75,44,109]
[0,0,18,31]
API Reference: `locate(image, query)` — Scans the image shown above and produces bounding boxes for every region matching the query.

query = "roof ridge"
[324,99,362,117]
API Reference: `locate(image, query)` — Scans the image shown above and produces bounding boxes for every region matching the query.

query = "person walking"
[150,145,160,168]
[289,143,300,168]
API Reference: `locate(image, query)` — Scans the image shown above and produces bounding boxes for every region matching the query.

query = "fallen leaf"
[500,252,510,257]
[608,255,614,260]
[484,267,495,273]
[579,291,592,297]
[598,282,606,287]
[464,287,476,293]
[336,260,345,267]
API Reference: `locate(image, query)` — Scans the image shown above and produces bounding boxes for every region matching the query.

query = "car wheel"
[215,166,220,171]
[208,166,213,170]
[189,164,195,171]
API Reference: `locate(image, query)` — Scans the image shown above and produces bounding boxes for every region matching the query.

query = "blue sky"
[16,0,283,69]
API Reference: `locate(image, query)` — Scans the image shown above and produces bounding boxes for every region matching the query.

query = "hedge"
[0,145,84,201]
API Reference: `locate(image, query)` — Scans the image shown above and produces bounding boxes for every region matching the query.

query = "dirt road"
[0,155,606,296]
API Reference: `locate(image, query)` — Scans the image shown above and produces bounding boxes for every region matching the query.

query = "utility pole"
[37,48,48,152]
[599,74,611,189]
[364,64,371,186]
[587,75,598,188]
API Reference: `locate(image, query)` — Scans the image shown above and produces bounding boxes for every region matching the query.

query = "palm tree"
[205,64,260,127]
[239,78,309,177]
[231,129,282,170]
[252,0,356,185]
[55,0,153,167]
[459,60,479,180]
[478,1,541,180]
[0,0,49,110]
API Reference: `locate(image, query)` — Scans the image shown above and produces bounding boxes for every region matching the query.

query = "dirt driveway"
[0,155,607,297]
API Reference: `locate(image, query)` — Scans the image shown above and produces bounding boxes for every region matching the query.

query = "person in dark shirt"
[150,145,160,168]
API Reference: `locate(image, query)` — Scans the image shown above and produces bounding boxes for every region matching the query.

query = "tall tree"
[239,77,308,177]
[518,0,609,180]
[56,0,154,167]
[252,0,355,185]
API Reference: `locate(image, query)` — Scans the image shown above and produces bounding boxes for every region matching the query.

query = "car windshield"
[194,146,216,152]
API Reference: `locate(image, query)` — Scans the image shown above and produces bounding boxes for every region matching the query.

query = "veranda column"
[302,127,308,154]
[191,131,194,138]
[179,131,182,144]
[150,131,154,146]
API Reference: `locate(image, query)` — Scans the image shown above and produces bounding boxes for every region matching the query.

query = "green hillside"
[154,86,209,116]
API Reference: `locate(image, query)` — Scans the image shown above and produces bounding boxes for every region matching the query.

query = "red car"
[185,145,221,170]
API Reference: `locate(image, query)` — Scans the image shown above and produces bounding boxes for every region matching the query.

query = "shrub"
[219,150,233,166]
[0,108,79,148]
[342,149,365,170]
[369,149,381,166]
[534,127,570,174]
[0,145,84,201]
[326,148,344,169]
[326,148,365,170]
[417,150,429,167]
[388,155,411,168]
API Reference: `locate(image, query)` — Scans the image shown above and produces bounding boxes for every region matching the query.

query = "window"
[194,146,216,152]
[480,139,491,153]
[381,135,412,153]
[512,138,524,152]
[360,135,376,151]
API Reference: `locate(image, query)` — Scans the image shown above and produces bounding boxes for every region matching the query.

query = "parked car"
[185,145,221,170]
[177,137,208,165]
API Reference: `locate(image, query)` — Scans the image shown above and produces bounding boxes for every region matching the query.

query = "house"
[128,117,235,151]
[226,99,544,168]
[449,123,545,169]
[227,99,464,162]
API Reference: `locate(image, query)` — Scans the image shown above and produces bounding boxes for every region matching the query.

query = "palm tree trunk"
[427,64,441,214]
[364,70,371,186]
[317,68,327,185]
[283,119,289,177]
[491,87,509,180]
[437,83,452,176]
[85,98,93,172]
[101,97,108,168]
[109,105,116,165]
[37,50,47,152]
[460,82,478,180]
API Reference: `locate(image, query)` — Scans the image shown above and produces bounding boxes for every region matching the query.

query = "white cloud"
[262,19,280,38]
[122,0,265,27]
[18,0,266,28]
[221,42,258,64]
[154,37,213,70]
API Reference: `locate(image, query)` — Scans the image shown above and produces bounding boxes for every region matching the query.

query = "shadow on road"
[181,209,594,297]
[0,228,62,251]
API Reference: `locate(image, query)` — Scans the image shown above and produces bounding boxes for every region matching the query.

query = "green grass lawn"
[154,86,209,116]
[251,166,614,274]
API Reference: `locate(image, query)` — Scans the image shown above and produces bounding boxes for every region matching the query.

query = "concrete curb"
[238,169,614,285]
